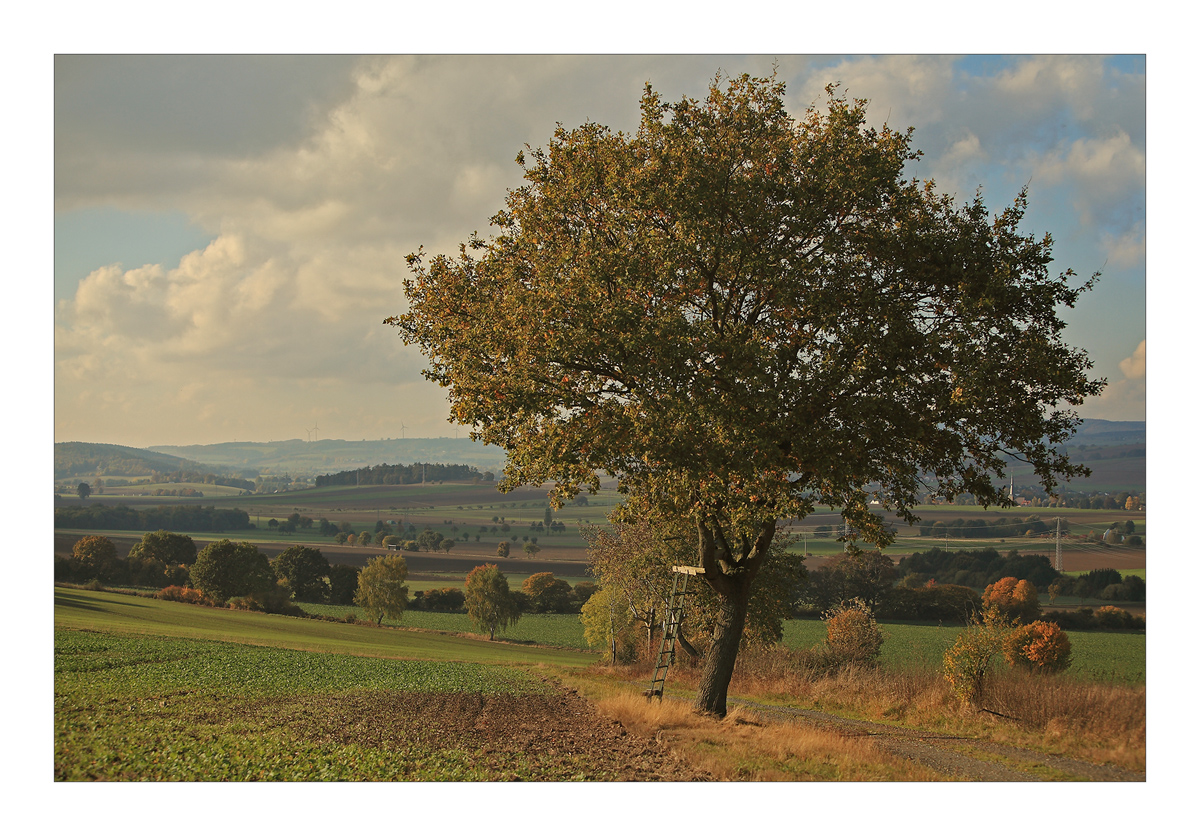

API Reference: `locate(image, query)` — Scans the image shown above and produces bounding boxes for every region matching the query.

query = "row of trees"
[55,503,252,533]
[314,462,487,487]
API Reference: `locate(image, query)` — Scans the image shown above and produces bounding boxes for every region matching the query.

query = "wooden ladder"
[645,566,704,700]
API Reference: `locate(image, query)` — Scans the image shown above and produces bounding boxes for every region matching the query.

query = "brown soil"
[250,686,711,781]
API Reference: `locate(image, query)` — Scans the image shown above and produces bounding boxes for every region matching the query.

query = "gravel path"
[726,697,1144,782]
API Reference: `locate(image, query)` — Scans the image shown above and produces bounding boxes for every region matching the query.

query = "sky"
[51,52,1148,447]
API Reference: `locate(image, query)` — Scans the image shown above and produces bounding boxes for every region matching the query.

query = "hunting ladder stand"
[645,566,704,700]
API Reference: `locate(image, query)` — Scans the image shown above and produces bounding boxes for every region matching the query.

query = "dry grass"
[590,691,943,781]
[566,642,1146,775]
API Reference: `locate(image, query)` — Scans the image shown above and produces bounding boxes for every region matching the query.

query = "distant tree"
[354,553,409,625]
[327,563,360,605]
[72,534,116,580]
[189,540,274,605]
[272,545,331,602]
[580,586,636,664]
[359,530,374,547]
[819,550,897,613]
[496,541,510,558]
[417,528,444,551]
[464,563,521,640]
[278,519,297,534]
[441,538,455,554]
[522,572,574,613]
[127,530,197,567]
[543,507,553,529]
[76,482,91,501]
[523,541,541,557]
[572,580,600,605]
[981,577,1041,624]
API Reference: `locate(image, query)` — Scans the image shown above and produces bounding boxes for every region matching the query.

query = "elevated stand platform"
[644,566,705,700]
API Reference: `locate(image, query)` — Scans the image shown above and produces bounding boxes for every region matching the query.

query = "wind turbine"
[310,421,320,443]
[399,421,408,439]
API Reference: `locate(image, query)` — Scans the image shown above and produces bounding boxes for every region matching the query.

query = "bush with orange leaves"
[1003,620,1072,673]
[155,585,215,606]
[822,598,884,665]
[982,576,1041,624]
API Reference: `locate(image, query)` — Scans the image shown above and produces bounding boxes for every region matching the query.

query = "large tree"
[390,74,1102,716]
[127,530,198,567]
[189,540,274,605]
[272,545,331,602]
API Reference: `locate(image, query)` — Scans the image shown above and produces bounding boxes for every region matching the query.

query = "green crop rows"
[55,629,561,781]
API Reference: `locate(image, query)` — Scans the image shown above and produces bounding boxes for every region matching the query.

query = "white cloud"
[1119,340,1147,380]
[52,55,1148,444]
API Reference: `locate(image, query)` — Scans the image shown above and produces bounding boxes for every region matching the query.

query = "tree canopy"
[127,530,197,567]
[389,73,1102,715]
[189,540,274,605]
[272,545,331,602]
[354,553,410,625]
[464,564,521,640]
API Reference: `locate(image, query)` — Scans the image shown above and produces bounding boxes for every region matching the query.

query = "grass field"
[55,588,594,667]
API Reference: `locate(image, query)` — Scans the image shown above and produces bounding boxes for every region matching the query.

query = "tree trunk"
[691,517,776,717]
[692,574,752,716]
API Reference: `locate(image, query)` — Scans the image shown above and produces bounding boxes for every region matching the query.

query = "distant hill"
[53,442,246,480]
[148,437,508,479]
[1066,419,1146,447]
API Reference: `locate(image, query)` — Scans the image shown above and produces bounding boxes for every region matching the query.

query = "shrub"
[421,587,466,611]
[155,585,214,606]
[1003,620,1072,673]
[942,608,1011,705]
[1095,605,1133,630]
[822,599,883,665]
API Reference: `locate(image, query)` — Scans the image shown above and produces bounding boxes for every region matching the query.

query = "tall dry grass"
[591,690,943,781]
[585,642,1145,772]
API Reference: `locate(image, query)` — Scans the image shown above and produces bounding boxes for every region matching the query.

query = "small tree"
[464,563,521,640]
[354,553,409,625]
[1003,620,1072,673]
[580,587,636,664]
[523,541,541,557]
[522,572,574,613]
[496,541,510,558]
[943,608,1013,705]
[76,482,91,501]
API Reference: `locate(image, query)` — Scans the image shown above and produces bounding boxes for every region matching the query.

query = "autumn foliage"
[981,576,1041,624]
[822,599,884,665]
[1003,621,1072,673]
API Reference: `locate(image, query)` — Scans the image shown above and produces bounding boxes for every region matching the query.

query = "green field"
[781,619,1146,684]
[55,588,593,667]
[55,629,559,780]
